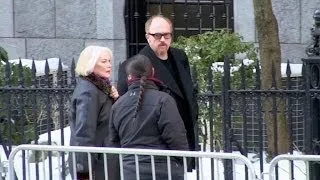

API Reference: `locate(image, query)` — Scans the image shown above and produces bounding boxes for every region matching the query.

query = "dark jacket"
[69,77,119,180]
[117,46,198,152]
[110,80,188,180]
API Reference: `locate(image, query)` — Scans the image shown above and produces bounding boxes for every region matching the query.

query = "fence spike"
[71,58,76,87]
[302,62,306,79]
[271,61,277,89]
[286,60,291,78]
[191,65,199,93]
[285,60,292,91]
[223,56,231,90]
[31,58,36,88]
[45,58,50,87]
[255,59,261,90]
[5,59,11,87]
[18,58,24,87]
[57,58,63,88]
[207,65,213,92]
[240,60,246,89]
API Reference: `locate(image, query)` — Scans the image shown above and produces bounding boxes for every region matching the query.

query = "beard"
[149,42,170,59]
[157,44,168,53]
[155,48,168,58]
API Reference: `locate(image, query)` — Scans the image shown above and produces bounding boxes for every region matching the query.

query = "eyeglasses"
[148,33,172,40]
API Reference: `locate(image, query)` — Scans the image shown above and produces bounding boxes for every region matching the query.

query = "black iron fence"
[1,56,319,180]
[196,61,306,153]
[193,58,313,179]
[0,59,75,180]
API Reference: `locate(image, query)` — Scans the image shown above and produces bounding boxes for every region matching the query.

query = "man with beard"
[117,15,198,171]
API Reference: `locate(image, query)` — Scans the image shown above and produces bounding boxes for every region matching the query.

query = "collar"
[80,73,112,96]
[128,77,168,92]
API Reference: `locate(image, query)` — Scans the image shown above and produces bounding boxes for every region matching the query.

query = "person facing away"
[117,14,198,169]
[110,54,189,180]
[69,45,120,180]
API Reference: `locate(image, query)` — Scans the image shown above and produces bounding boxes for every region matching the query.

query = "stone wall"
[234,0,320,63]
[0,0,126,80]
[1,0,319,78]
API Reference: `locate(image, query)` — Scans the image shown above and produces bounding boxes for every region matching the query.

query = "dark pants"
[123,160,184,180]
[68,153,120,180]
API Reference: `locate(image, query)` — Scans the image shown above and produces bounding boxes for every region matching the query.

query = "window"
[125,0,233,57]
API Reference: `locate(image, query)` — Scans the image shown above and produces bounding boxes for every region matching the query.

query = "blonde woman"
[69,46,119,180]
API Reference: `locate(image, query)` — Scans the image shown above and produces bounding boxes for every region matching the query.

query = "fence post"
[2,61,11,159]
[44,59,53,180]
[285,61,294,180]
[30,59,40,180]
[206,65,215,180]
[239,61,249,180]
[302,9,320,180]
[222,55,233,180]
[191,65,200,180]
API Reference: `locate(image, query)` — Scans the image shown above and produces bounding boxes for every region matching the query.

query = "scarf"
[81,73,112,96]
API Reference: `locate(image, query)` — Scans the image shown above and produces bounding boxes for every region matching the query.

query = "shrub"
[172,30,258,91]
[172,30,258,149]
[0,46,34,144]
[0,46,8,62]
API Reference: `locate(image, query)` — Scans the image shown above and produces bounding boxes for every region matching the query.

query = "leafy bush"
[0,46,34,144]
[0,46,32,86]
[172,30,258,90]
[0,46,8,62]
[172,30,258,149]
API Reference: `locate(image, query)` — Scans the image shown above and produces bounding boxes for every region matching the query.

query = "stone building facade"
[235,0,320,63]
[0,0,126,79]
[0,0,319,80]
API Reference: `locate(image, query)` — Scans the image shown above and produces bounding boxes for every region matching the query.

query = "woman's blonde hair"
[75,45,113,76]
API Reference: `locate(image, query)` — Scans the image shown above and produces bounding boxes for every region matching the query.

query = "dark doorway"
[124,0,234,57]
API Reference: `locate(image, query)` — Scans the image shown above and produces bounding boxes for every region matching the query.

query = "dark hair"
[126,54,153,119]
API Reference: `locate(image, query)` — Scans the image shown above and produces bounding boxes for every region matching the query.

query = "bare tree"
[253,0,289,158]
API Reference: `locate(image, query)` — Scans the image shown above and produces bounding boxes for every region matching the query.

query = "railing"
[8,144,258,180]
[0,57,316,180]
[265,154,320,180]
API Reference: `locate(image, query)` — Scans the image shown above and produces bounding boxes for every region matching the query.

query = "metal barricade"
[266,154,320,180]
[8,144,258,180]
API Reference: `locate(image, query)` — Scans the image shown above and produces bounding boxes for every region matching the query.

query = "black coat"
[69,77,119,180]
[117,46,198,152]
[110,80,188,180]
